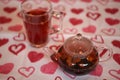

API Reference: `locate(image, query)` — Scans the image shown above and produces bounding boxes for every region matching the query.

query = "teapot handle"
[43,47,60,64]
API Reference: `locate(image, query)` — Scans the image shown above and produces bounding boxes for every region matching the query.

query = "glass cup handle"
[50,11,65,34]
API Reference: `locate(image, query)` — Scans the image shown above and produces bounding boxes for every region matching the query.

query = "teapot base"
[51,46,99,75]
[59,61,98,75]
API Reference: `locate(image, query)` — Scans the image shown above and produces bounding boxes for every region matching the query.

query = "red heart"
[90,64,103,76]
[101,28,115,36]
[8,43,26,55]
[109,69,120,80]
[0,38,9,47]
[91,35,104,44]
[0,63,14,74]
[105,8,119,14]
[81,0,92,3]
[52,33,64,42]
[18,66,35,78]
[8,24,22,31]
[4,7,16,13]
[112,40,120,48]
[0,0,11,4]
[63,28,78,34]
[113,53,120,65]
[13,33,26,41]
[82,25,96,33]
[71,8,83,14]
[69,18,83,25]
[0,53,2,58]
[105,18,120,26]
[97,0,109,5]
[0,16,12,24]
[50,0,60,3]
[114,0,120,2]
[28,51,44,63]
[40,62,58,74]
[86,12,101,20]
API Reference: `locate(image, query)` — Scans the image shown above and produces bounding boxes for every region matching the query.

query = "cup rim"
[21,0,52,17]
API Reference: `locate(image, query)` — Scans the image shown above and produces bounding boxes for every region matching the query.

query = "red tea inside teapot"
[51,33,99,75]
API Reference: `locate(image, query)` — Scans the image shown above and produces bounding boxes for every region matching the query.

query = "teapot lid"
[63,33,93,58]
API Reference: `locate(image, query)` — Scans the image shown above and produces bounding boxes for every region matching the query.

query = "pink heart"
[109,69,120,80]
[52,33,64,42]
[0,63,14,74]
[90,64,103,77]
[17,11,23,19]
[86,12,101,20]
[0,16,12,24]
[4,7,16,13]
[13,33,26,41]
[105,8,119,14]
[87,5,98,11]
[8,43,26,55]
[28,51,44,63]
[40,62,58,74]
[69,18,83,25]
[50,0,60,3]
[8,24,22,31]
[18,66,35,78]
[0,38,9,47]
[71,8,84,14]
[49,45,61,52]
[0,0,11,4]
[101,28,115,36]
[105,18,120,26]
[82,25,96,33]
[91,35,104,44]
[81,0,92,3]
[64,0,76,5]
[97,0,109,5]
[113,53,120,65]
[63,28,78,34]
[112,40,120,48]
[54,5,66,12]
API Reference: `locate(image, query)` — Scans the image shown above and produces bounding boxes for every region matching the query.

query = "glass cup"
[21,0,63,48]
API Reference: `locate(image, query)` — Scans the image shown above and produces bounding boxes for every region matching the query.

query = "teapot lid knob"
[75,33,82,40]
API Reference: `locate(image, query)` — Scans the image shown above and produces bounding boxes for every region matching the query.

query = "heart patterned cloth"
[0,0,120,80]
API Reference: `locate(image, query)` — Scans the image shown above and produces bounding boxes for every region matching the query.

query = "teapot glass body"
[51,34,99,75]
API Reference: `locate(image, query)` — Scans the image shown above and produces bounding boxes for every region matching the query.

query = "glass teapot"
[51,33,99,75]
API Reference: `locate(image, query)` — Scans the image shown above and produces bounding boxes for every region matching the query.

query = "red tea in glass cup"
[21,0,63,47]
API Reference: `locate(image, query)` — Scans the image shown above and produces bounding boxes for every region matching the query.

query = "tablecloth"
[0,0,120,80]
